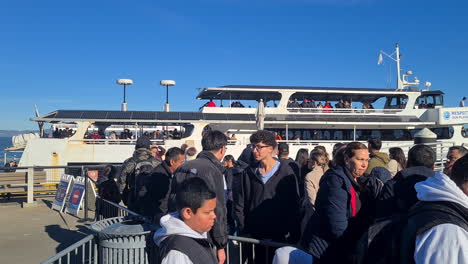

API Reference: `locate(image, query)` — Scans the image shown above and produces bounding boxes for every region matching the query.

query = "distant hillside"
[0,130,39,137]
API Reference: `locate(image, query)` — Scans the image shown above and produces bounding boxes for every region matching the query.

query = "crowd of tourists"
[97,131,467,264]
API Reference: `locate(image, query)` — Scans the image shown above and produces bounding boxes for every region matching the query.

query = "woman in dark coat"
[300,142,372,262]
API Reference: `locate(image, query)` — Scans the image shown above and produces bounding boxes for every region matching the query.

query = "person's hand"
[217,248,226,264]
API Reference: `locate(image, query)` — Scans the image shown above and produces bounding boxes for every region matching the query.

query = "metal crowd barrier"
[40,234,98,264]
[94,196,142,221]
[44,197,293,264]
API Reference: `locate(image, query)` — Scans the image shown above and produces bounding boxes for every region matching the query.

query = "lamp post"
[117,79,133,111]
[160,80,176,112]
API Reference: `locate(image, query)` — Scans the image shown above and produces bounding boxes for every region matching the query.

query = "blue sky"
[1,0,467,130]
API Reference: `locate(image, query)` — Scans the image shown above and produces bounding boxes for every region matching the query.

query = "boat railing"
[68,139,166,145]
[286,107,404,114]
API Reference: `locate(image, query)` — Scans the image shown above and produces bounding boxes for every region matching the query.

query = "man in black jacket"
[148,147,185,221]
[233,130,300,264]
[169,130,228,264]
[376,144,436,218]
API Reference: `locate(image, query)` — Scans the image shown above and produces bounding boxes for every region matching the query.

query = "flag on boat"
[377,53,383,65]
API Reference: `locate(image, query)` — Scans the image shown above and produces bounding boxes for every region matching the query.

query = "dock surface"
[0,197,93,264]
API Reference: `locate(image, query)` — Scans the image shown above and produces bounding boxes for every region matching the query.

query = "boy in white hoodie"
[154,177,218,264]
[409,154,468,264]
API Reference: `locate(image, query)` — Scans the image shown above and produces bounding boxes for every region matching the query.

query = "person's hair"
[407,144,436,168]
[338,142,368,167]
[313,145,327,153]
[103,164,116,179]
[295,148,309,167]
[250,130,277,148]
[180,144,188,152]
[450,154,468,187]
[201,130,228,151]
[164,147,184,166]
[367,138,382,151]
[448,146,468,157]
[223,155,235,163]
[389,147,406,169]
[277,142,289,156]
[186,147,197,157]
[309,151,327,167]
[176,178,216,213]
[332,143,346,158]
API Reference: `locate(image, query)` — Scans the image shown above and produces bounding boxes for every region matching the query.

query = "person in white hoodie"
[154,177,218,264]
[407,154,468,264]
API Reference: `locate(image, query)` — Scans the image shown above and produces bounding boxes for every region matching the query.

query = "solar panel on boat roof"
[55,111,82,119]
[81,111,108,119]
[131,111,156,120]
[107,111,132,119]
[157,112,180,120]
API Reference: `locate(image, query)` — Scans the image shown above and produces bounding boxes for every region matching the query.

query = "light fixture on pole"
[160,80,176,112]
[117,79,133,111]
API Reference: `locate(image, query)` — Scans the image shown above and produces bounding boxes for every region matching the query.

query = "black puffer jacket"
[233,160,301,243]
[169,151,228,249]
[376,166,435,218]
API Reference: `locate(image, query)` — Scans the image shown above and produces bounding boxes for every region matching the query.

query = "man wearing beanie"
[118,135,160,211]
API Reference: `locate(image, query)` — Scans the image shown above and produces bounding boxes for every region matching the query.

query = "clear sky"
[1,0,467,130]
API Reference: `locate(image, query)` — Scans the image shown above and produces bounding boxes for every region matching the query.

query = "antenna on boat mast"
[378,43,423,91]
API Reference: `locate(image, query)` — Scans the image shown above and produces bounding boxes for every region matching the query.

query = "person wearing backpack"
[403,155,468,263]
[154,177,218,264]
[362,153,468,264]
[117,135,160,212]
[168,130,228,264]
[376,144,436,218]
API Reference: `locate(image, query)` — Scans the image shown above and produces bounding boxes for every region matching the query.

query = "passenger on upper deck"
[344,100,352,109]
[335,99,345,109]
[301,99,312,108]
[206,99,216,107]
[288,98,301,108]
[460,97,466,107]
[418,100,427,109]
[231,101,244,108]
[120,129,132,139]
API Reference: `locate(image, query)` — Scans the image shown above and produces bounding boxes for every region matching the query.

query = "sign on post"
[66,176,86,216]
[87,170,99,183]
[52,174,74,212]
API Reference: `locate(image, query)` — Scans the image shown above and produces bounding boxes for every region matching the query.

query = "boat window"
[434,95,443,106]
[426,96,435,108]
[270,128,453,141]
[386,95,409,109]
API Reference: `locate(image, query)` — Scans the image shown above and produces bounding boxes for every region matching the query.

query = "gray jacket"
[169,151,228,249]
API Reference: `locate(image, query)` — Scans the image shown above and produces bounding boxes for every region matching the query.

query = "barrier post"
[83,165,89,220]
[26,167,35,205]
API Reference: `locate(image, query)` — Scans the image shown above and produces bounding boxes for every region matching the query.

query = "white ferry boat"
[15,44,468,178]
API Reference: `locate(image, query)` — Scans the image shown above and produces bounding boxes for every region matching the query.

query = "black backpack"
[356,201,468,264]
[123,159,157,210]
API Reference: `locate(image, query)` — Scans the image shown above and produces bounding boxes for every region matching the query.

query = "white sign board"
[52,174,74,212]
[439,108,468,125]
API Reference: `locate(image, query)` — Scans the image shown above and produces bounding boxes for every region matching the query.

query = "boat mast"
[396,44,403,90]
